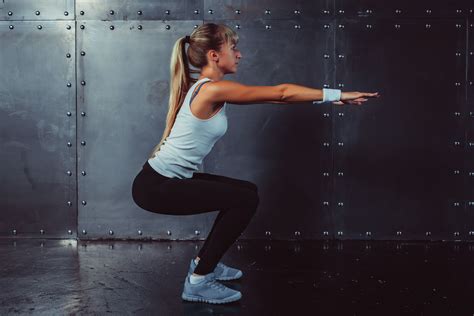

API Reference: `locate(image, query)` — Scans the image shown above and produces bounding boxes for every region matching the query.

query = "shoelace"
[206,279,227,291]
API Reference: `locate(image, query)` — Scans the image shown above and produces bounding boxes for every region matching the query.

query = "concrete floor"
[0,239,473,315]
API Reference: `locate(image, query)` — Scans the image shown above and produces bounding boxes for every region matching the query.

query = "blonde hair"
[148,23,239,159]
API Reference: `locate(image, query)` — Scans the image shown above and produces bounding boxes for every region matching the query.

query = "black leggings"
[132,161,259,275]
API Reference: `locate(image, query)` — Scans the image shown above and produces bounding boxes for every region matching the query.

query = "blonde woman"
[132,23,380,305]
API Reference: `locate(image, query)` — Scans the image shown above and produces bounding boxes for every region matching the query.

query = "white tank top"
[147,77,228,179]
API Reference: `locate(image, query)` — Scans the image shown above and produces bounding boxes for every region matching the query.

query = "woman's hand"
[332,91,380,106]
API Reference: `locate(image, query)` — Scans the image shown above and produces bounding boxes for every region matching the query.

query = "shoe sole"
[181,291,242,304]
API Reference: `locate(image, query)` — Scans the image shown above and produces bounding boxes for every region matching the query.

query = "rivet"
[294,231,301,236]
[338,202,344,206]
[80,51,85,56]
[265,245,271,251]
[66,53,71,58]
[64,11,69,16]
[81,200,87,205]
[265,25,271,30]
[80,11,84,15]
[294,24,301,29]
[9,25,14,30]
[67,82,72,87]
[338,231,343,236]
[425,231,431,236]
[194,10,199,14]
[81,171,86,176]
[109,25,114,30]
[338,54,345,59]
[66,25,71,30]
[40,229,45,234]
[67,201,72,206]
[323,201,329,206]
[323,142,330,147]
[455,52,461,57]
[338,112,344,117]
[109,230,114,235]
[323,84,330,88]
[138,25,142,30]
[338,24,345,29]
[109,10,115,15]
[208,9,214,14]
[455,82,461,86]
[397,231,402,235]
[81,141,86,146]
[81,81,86,86]
[323,231,329,236]
[138,230,142,235]
[324,24,330,29]
[453,202,460,207]
[81,112,86,116]
[12,229,17,235]
[67,142,72,147]
[294,10,301,15]
[37,25,42,30]
[338,83,345,88]
[453,170,460,175]
[167,230,172,235]
[425,24,431,29]
[165,25,171,30]
[137,10,142,15]
[426,9,431,14]
[237,244,243,250]
[454,232,460,236]
[82,229,87,234]
[366,24,373,29]
[265,231,271,236]
[366,231,371,236]
[323,172,329,176]
[165,10,170,15]
[68,230,72,235]
[324,54,330,58]
[235,10,241,14]
[338,172,344,176]
[323,113,330,117]
[167,245,172,250]
[67,111,72,116]
[109,244,114,249]
[454,111,461,116]
[395,9,402,14]
[395,24,401,29]
[195,230,200,235]
[8,11,13,16]
[35,11,40,15]
[66,170,72,176]
[338,142,344,146]
[338,10,345,14]
[265,9,271,15]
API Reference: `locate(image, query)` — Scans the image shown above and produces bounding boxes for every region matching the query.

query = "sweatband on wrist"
[313,88,342,104]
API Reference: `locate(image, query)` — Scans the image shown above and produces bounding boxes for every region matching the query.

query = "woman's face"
[219,41,242,74]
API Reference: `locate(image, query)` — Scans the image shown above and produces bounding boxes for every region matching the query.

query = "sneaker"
[188,258,243,281]
[181,272,242,304]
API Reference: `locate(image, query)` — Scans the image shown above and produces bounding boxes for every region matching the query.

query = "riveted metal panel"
[0,0,75,21]
[334,19,467,240]
[204,0,332,20]
[466,19,474,235]
[0,21,76,237]
[76,0,202,21]
[76,20,211,240]
[337,0,472,19]
[202,19,335,240]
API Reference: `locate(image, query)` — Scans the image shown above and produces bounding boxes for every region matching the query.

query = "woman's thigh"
[142,176,259,215]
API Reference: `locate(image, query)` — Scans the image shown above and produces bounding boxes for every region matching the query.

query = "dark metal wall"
[0,0,472,241]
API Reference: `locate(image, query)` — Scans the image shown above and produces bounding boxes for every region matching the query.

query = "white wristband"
[313,88,342,104]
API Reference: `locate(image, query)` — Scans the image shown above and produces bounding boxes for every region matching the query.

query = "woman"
[132,23,380,305]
